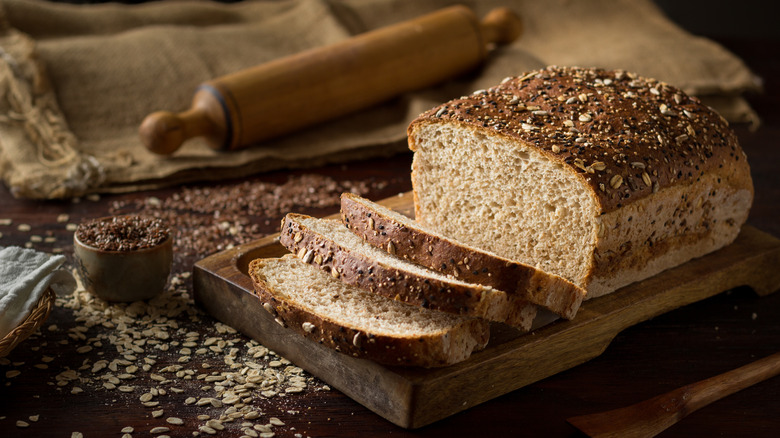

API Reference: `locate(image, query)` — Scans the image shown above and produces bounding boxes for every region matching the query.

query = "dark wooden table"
[1,38,778,437]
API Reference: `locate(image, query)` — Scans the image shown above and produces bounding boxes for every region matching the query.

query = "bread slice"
[279,213,537,330]
[340,192,586,319]
[249,255,489,367]
[408,66,753,298]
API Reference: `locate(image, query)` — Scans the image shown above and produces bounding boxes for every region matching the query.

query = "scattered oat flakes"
[206,419,225,430]
[199,425,217,435]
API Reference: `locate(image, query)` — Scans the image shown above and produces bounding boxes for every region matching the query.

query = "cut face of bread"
[411,122,599,289]
[249,255,490,367]
[340,192,586,319]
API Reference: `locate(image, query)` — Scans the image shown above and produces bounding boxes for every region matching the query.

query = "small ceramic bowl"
[73,216,173,302]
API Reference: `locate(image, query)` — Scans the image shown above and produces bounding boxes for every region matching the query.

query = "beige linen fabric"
[0,0,760,199]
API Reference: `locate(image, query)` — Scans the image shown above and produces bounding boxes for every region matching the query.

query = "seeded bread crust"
[408,66,753,297]
[249,256,490,367]
[410,66,751,213]
[340,192,585,319]
[279,214,537,330]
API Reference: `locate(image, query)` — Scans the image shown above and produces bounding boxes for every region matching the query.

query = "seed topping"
[418,66,740,212]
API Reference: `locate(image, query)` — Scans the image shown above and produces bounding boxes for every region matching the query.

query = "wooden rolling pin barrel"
[139,6,523,155]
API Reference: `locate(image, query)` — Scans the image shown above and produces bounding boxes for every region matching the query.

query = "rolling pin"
[139,5,522,155]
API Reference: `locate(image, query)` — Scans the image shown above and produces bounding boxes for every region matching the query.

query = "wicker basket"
[0,287,55,357]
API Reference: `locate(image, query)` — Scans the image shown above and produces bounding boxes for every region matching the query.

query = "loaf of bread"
[278,213,538,330]
[340,192,585,319]
[408,66,753,298]
[249,255,490,367]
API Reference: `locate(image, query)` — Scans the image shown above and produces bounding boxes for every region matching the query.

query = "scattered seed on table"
[199,425,217,435]
[206,419,225,430]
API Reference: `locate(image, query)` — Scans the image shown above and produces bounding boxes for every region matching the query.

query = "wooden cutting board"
[192,192,780,429]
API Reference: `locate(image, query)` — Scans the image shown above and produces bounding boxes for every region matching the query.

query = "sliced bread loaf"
[249,255,490,367]
[340,192,586,319]
[408,66,753,298]
[279,213,538,330]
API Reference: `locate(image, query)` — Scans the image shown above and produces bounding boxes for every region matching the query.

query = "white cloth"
[0,246,75,338]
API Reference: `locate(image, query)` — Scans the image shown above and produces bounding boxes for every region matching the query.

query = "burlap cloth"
[0,0,761,199]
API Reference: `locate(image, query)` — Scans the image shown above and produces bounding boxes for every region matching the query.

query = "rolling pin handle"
[139,107,219,155]
[480,7,523,46]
